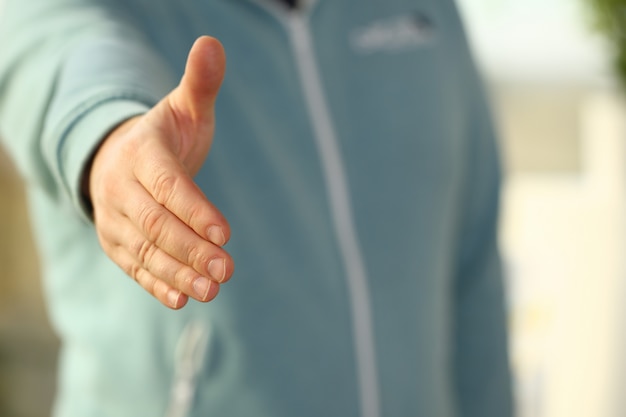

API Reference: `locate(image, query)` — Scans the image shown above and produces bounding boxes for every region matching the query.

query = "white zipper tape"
[164,321,210,417]
[286,13,382,417]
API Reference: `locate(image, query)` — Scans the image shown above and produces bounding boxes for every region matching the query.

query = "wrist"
[80,116,141,219]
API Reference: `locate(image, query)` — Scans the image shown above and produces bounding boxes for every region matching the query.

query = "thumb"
[171,36,226,125]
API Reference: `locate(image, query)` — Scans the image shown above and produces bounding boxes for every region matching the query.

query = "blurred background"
[0,0,625,416]
[458,0,626,416]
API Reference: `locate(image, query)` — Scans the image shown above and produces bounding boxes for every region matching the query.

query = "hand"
[87,36,233,309]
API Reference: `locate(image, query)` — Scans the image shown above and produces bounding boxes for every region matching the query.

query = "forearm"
[0,0,173,217]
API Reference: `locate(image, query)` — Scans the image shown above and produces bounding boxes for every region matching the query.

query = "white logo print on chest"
[350,13,435,55]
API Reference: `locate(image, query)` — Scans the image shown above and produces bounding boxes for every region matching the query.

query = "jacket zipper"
[168,1,382,415]
[282,7,382,417]
[164,321,210,417]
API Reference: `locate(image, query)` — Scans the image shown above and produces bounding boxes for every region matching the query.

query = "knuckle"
[137,203,167,242]
[185,201,206,227]
[151,169,180,205]
[150,274,162,297]
[173,267,197,290]
[134,238,156,266]
[128,262,142,283]
[186,243,210,271]
[127,235,145,257]
[135,267,159,297]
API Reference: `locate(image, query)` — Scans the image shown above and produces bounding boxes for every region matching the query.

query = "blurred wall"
[459,1,626,416]
[0,0,60,415]
[0,148,59,416]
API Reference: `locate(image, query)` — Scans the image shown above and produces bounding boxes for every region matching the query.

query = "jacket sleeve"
[0,0,175,218]
[439,2,514,415]
[452,91,514,417]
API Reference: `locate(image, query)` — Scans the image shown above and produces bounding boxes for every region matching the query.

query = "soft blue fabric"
[0,0,513,416]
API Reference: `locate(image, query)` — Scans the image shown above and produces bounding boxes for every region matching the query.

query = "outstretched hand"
[87,36,233,309]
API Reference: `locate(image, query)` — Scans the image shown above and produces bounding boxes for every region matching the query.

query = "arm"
[435,1,513,413]
[452,95,514,416]
[0,0,233,309]
[0,0,169,200]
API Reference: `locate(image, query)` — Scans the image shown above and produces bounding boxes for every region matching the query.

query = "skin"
[86,36,233,309]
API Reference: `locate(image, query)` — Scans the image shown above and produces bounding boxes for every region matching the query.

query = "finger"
[170,36,226,125]
[110,245,189,310]
[131,241,221,303]
[119,179,233,283]
[98,212,221,303]
[133,142,230,247]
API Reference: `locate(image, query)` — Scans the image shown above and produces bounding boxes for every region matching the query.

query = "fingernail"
[207,225,225,246]
[193,277,212,299]
[208,258,226,282]
[168,290,181,308]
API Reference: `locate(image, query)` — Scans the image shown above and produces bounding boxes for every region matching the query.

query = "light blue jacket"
[0,0,512,416]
